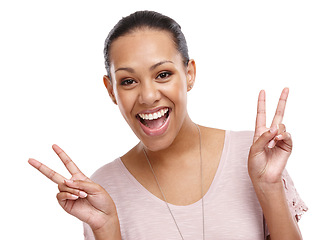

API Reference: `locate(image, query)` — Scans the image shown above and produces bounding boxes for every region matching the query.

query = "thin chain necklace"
[142,123,205,240]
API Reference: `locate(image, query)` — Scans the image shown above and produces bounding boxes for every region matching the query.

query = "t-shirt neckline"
[117,130,230,210]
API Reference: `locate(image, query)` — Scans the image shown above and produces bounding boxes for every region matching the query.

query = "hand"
[28,144,118,231]
[248,88,292,185]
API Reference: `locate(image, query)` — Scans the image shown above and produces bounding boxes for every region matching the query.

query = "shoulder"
[199,126,254,165]
[199,125,253,140]
[222,130,254,161]
[227,130,254,147]
[89,157,139,201]
[90,158,124,187]
[200,125,254,149]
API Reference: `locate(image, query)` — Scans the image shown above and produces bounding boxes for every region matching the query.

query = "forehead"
[109,29,181,69]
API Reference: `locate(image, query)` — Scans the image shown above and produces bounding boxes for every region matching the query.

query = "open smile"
[136,107,171,136]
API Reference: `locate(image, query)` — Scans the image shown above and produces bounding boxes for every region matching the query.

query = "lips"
[136,107,171,136]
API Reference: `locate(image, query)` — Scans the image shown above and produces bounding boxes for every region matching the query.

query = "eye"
[156,71,172,80]
[120,79,136,86]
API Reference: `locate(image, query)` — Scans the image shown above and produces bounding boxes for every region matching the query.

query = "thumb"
[64,179,102,195]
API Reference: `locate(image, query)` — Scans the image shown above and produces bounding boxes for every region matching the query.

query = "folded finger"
[56,191,79,202]
[268,130,292,149]
[277,123,286,134]
[250,129,277,155]
[28,158,65,184]
[276,132,292,149]
[267,124,286,148]
[64,179,102,195]
[58,181,88,198]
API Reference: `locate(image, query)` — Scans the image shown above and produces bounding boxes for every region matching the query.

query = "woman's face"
[105,29,195,151]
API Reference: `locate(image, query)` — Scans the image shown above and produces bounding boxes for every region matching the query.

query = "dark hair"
[104,10,190,78]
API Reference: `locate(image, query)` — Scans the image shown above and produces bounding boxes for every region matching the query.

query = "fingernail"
[79,191,87,198]
[71,194,79,199]
[268,139,275,148]
[275,134,283,140]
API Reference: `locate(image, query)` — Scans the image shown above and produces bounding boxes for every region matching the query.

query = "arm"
[248,88,302,240]
[253,180,301,239]
[92,214,121,240]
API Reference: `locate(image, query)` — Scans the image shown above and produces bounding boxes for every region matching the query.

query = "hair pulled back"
[104,10,190,78]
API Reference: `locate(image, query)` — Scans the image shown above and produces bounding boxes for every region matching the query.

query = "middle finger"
[271,88,289,127]
[52,144,83,177]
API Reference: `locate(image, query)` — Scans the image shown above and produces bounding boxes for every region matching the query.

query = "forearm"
[92,215,122,240]
[252,180,302,240]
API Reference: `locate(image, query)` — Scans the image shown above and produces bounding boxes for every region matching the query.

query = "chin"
[140,136,174,152]
[130,107,176,151]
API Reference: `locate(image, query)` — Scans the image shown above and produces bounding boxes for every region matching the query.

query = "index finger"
[52,144,84,177]
[271,88,289,127]
[28,158,65,184]
[254,90,266,142]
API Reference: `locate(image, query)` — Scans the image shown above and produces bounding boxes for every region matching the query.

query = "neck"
[140,116,200,168]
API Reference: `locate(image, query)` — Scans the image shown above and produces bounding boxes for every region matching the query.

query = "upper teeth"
[139,108,169,120]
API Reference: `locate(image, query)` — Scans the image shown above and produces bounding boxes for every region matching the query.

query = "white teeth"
[139,108,169,120]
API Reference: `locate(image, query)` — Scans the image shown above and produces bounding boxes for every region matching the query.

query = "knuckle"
[257,110,266,114]
[277,124,286,134]
[278,123,285,129]
[94,183,103,192]
[47,169,56,180]
[275,110,284,116]
[63,158,73,167]
[72,179,81,187]
[58,183,65,191]
[263,130,272,137]
[89,181,101,192]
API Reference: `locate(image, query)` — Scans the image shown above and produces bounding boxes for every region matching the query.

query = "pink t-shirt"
[84,131,307,239]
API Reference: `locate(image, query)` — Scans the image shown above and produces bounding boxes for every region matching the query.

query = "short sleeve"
[281,169,308,221]
[83,222,94,240]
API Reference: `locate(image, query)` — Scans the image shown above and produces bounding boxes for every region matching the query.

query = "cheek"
[115,89,136,119]
[167,77,188,106]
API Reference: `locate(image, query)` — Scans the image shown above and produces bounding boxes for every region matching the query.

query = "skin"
[249,88,302,239]
[28,28,302,239]
[105,29,197,152]
[104,29,224,205]
[28,146,121,240]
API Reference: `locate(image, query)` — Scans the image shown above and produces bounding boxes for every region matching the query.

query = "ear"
[103,75,117,105]
[186,59,196,92]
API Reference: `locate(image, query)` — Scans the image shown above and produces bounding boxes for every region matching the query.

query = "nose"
[138,81,161,106]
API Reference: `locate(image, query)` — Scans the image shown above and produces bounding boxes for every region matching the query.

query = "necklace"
[142,123,205,240]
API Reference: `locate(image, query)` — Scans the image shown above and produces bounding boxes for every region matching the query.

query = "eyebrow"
[114,60,174,74]
[149,60,174,71]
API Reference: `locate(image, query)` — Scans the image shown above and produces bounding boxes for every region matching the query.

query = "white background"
[1,0,321,239]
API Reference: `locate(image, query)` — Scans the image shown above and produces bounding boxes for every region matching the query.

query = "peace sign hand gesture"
[248,88,292,186]
[28,144,119,234]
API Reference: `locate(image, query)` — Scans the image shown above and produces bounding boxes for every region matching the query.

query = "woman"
[28,11,307,239]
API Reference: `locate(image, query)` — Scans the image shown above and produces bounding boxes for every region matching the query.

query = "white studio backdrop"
[0,0,321,239]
